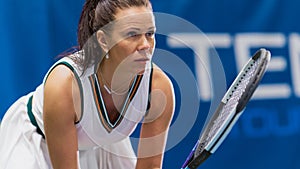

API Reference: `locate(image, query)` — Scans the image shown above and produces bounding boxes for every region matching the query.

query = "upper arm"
[43,64,80,169]
[136,65,175,169]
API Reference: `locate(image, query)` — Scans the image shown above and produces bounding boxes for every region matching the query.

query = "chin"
[135,66,148,75]
[132,62,151,75]
[137,70,145,75]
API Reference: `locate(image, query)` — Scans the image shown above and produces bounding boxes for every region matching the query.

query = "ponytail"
[76,0,103,73]
[77,0,100,49]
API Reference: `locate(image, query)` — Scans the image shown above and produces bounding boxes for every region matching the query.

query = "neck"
[97,60,135,95]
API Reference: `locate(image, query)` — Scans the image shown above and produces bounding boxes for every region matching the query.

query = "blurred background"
[1,0,300,168]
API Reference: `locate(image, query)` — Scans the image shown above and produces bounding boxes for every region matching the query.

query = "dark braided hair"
[76,0,152,73]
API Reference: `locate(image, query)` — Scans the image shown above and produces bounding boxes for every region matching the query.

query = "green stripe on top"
[27,95,45,138]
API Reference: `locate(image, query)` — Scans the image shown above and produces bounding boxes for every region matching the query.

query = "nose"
[137,35,151,51]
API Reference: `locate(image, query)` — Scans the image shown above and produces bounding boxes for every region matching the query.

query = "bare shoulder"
[143,63,175,122]
[152,63,174,93]
[43,64,79,123]
[44,64,75,96]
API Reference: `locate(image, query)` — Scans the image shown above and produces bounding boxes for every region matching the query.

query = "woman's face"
[105,6,156,73]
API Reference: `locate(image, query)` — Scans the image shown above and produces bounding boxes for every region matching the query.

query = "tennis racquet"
[181,48,271,169]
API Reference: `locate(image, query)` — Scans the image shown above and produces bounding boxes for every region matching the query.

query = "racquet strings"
[194,55,262,157]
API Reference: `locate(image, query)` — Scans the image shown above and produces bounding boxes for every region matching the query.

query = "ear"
[96,30,109,53]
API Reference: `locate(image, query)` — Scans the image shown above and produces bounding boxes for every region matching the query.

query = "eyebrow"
[123,26,156,31]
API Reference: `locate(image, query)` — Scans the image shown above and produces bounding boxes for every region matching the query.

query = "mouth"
[134,58,150,62]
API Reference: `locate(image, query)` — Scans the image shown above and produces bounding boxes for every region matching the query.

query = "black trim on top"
[146,63,154,113]
[129,75,143,102]
[93,76,109,129]
[27,95,45,139]
[92,74,143,132]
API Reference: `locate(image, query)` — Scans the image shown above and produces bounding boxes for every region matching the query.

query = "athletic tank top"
[30,51,152,150]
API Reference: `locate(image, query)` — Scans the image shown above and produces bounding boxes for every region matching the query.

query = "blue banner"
[1,0,300,169]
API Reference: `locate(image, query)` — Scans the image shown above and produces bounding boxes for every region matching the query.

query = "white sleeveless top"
[30,51,152,150]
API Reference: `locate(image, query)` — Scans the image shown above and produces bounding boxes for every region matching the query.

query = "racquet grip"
[185,150,211,169]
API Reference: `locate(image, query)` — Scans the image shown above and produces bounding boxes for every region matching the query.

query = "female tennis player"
[0,0,175,168]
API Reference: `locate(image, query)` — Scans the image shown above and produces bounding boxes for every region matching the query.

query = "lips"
[132,50,152,63]
[134,58,150,62]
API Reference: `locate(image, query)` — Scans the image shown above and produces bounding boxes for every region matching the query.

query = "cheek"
[111,43,134,58]
[150,38,156,53]
[120,47,136,59]
[112,38,156,60]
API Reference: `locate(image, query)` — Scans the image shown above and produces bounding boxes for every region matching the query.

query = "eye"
[127,31,139,38]
[146,31,155,38]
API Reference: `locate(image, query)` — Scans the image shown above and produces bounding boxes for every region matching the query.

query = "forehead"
[112,7,155,31]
